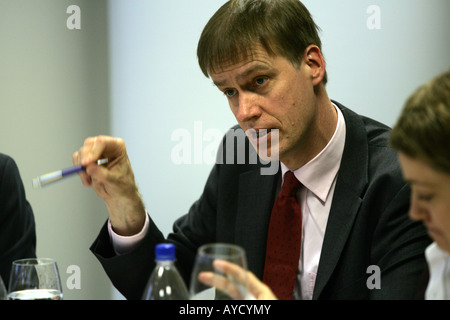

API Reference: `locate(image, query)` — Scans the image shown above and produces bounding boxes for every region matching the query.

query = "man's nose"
[234,92,262,123]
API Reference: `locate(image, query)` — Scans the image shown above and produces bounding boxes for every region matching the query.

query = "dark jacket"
[91,101,431,300]
[0,153,36,288]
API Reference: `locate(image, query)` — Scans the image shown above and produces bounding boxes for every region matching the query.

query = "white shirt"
[284,104,346,299]
[109,103,346,300]
[425,242,450,300]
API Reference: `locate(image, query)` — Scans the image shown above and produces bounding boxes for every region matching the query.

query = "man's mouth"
[255,128,272,139]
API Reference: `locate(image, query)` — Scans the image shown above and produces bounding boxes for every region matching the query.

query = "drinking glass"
[189,243,250,300]
[0,275,6,300]
[7,258,63,300]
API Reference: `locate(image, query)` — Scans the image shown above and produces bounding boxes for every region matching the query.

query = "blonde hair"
[197,0,327,84]
[390,69,450,173]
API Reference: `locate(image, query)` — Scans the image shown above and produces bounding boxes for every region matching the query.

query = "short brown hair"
[197,0,327,84]
[390,69,450,174]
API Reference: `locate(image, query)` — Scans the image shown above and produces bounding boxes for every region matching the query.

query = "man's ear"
[304,45,326,86]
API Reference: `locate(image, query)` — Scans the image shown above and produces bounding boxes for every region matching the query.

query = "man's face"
[209,46,319,168]
[399,153,450,254]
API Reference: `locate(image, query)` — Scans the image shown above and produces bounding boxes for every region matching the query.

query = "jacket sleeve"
[89,161,222,300]
[0,154,37,288]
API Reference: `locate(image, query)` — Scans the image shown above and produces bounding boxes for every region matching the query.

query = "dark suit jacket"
[0,153,36,288]
[91,101,431,300]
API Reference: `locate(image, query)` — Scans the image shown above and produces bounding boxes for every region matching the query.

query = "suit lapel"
[232,102,370,296]
[235,165,280,279]
[312,102,369,299]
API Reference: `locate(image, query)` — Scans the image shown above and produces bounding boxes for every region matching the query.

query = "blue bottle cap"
[155,243,176,261]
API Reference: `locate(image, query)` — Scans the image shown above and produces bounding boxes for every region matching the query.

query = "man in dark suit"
[73,0,431,300]
[0,153,36,288]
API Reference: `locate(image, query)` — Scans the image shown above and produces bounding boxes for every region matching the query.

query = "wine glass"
[7,258,63,300]
[189,243,251,300]
[0,275,7,300]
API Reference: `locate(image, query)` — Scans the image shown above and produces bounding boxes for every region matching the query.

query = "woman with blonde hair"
[390,69,450,299]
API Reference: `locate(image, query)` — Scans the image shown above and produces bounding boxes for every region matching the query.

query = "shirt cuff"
[108,211,150,255]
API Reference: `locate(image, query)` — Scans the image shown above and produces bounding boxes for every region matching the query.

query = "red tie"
[263,171,302,300]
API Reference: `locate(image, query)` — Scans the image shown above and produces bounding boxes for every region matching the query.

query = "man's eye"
[224,89,236,97]
[255,77,268,86]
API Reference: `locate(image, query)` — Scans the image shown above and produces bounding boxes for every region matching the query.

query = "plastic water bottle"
[142,243,190,300]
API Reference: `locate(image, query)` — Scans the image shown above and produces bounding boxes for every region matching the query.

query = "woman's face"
[399,153,450,254]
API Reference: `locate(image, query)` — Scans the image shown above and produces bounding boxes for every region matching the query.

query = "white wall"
[0,0,112,299]
[304,0,450,127]
[108,0,234,240]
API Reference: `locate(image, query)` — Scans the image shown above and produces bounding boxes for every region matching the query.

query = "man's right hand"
[73,135,146,236]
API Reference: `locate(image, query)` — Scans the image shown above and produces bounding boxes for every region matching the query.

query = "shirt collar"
[281,103,346,202]
[426,242,450,264]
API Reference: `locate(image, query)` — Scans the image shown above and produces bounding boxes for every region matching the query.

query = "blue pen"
[32,158,108,188]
